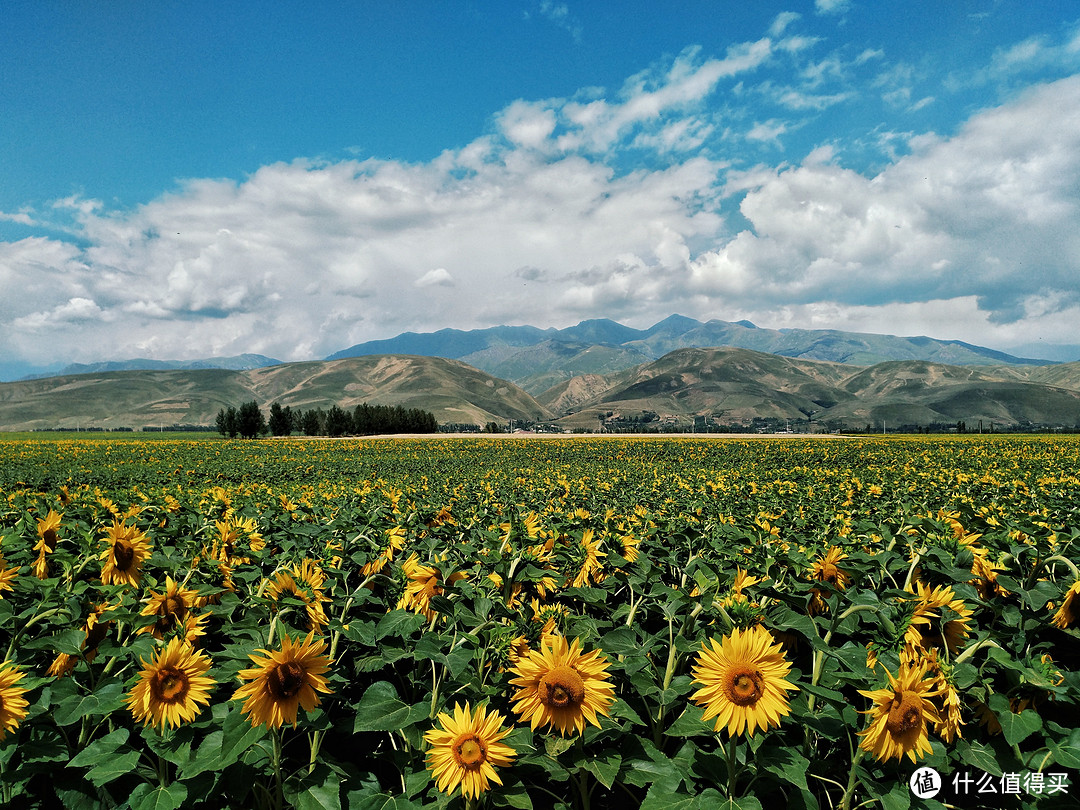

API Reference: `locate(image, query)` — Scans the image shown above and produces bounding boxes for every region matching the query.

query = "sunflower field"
[0,435,1078,810]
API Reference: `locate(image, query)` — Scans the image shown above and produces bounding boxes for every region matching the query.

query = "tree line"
[215,401,438,438]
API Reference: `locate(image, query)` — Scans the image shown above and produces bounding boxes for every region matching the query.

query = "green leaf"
[347,793,422,810]
[954,739,1004,778]
[67,728,130,768]
[376,609,426,640]
[353,681,430,733]
[51,681,127,726]
[988,694,1043,746]
[129,782,189,810]
[759,746,810,792]
[294,770,342,810]
[582,749,621,789]
[664,706,714,737]
[877,782,911,810]
[83,749,141,787]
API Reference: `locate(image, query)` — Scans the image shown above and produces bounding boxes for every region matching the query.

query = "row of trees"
[215,401,438,438]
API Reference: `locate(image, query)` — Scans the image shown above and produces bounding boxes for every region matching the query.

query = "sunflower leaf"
[129,782,189,810]
[353,681,429,732]
[582,749,621,789]
[82,748,141,787]
[67,728,130,768]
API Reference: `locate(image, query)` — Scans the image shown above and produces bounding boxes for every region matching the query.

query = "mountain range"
[0,346,1077,433]
[326,314,1054,395]
[1,315,1078,432]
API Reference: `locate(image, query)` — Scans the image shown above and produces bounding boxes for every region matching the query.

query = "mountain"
[15,354,282,381]
[539,349,1080,430]
[327,315,1051,393]
[0,356,547,431]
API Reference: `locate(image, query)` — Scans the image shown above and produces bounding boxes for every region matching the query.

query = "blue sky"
[3,1,1080,378]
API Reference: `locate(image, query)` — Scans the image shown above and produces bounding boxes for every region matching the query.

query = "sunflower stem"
[724,734,739,798]
[1041,555,1080,581]
[271,727,284,810]
[838,748,865,810]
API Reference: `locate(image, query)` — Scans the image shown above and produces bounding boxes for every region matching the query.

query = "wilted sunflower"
[857,662,942,763]
[232,631,332,729]
[424,702,516,800]
[99,520,152,587]
[126,637,215,730]
[0,660,29,741]
[1051,580,1080,629]
[690,625,798,737]
[508,634,615,736]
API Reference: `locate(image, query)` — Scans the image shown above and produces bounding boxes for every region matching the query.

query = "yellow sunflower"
[807,546,850,615]
[424,702,516,800]
[99,520,152,587]
[1051,580,1080,629]
[139,575,200,639]
[33,509,63,579]
[0,660,30,741]
[265,560,330,633]
[857,662,942,763]
[126,637,215,730]
[904,582,972,655]
[232,631,332,729]
[397,554,466,621]
[0,556,17,598]
[508,634,615,736]
[689,625,798,737]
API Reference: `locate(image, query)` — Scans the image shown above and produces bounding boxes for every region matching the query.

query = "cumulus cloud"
[2,24,1080,368]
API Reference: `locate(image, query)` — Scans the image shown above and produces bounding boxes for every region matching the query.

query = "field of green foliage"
[0,435,1077,809]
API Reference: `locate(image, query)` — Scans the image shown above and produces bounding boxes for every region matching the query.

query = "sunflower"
[32,509,63,579]
[126,637,215,730]
[0,660,30,741]
[397,554,466,621]
[139,575,200,639]
[1051,580,1080,629]
[508,634,615,736]
[689,625,798,737]
[99,520,152,587]
[424,702,516,800]
[265,560,330,633]
[0,556,17,598]
[569,528,606,588]
[232,631,332,729]
[903,582,973,655]
[857,662,942,763]
[807,546,851,615]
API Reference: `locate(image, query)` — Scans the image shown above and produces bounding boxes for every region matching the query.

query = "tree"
[325,404,352,437]
[216,406,238,438]
[268,403,292,437]
[236,401,266,439]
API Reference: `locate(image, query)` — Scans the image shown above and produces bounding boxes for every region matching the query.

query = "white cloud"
[416,268,455,288]
[3,33,1080,368]
[815,0,852,15]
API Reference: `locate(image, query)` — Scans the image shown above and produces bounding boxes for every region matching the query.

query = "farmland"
[0,436,1078,809]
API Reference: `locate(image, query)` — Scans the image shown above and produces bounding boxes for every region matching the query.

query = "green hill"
[0,356,548,431]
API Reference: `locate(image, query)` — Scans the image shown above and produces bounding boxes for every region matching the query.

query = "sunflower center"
[886,690,923,734]
[451,733,487,769]
[539,665,586,709]
[163,594,187,620]
[151,666,189,703]
[726,667,765,707]
[43,529,59,551]
[113,540,136,571]
[267,661,306,699]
